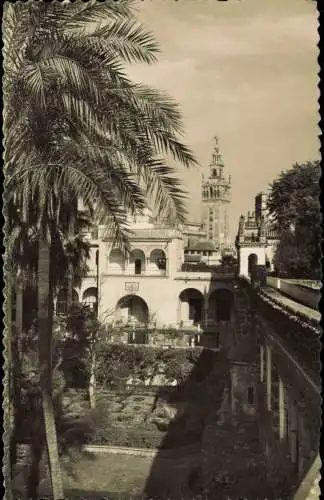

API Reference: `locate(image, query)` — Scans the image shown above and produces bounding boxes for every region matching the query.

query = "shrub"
[92,425,164,449]
[94,344,221,390]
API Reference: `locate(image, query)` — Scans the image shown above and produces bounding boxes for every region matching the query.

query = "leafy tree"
[60,303,105,408]
[267,161,321,279]
[4,2,196,497]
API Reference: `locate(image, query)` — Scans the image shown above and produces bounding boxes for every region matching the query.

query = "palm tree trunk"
[5,264,13,499]
[10,279,24,474]
[66,261,74,311]
[15,279,23,345]
[89,346,96,409]
[66,202,76,311]
[27,432,45,500]
[38,232,64,500]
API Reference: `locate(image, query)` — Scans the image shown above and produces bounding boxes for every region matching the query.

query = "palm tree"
[7,196,92,484]
[4,2,197,498]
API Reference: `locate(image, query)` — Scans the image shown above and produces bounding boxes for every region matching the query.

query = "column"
[238,248,245,276]
[260,344,264,382]
[203,296,209,328]
[266,345,272,411]
[181,300,190,324]
[126,256,130,275]
[202,307,208,328]
[278,377,285,440]
[53,297,57,316]
[230,367,236,414]
[289,404,298,464]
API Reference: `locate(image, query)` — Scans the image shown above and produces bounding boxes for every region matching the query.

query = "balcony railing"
[180,263,237,274]
[105,269,167,277]
[107,326,201,348]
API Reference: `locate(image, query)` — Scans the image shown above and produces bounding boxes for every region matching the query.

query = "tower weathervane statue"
[201,136,232,250]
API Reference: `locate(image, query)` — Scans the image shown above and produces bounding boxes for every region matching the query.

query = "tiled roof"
[104,227,182,241]
[132,228,183,239]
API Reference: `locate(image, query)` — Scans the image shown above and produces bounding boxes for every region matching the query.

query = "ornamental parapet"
[239,277,320,384]
[236,241,267,248]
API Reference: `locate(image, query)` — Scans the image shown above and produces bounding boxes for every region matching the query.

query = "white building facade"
[235,191,279,278]
[58,209,236,331]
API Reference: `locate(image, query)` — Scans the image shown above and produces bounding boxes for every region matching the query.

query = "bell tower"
[201,136,232,250]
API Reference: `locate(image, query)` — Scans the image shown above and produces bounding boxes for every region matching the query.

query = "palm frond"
[149,129,198,168]
[139,158,189,224]
[41,55,102,106]
[63,0,136,30]
[132,84,185,134]
[59,93,107,140]
[89,18,159,64]
[2,3,30,78]
[8,162,134,252]
[22,61,51,109]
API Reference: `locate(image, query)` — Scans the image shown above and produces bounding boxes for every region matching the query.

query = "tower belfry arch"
[212,136,223,172]
[201,136,232,250]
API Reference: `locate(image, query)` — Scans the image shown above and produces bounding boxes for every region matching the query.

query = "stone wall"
[266,277,320,310]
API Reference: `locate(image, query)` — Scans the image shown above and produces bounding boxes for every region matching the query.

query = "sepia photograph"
[3,0,321,499]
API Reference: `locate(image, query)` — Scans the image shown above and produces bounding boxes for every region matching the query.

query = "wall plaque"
[125,282,139,292]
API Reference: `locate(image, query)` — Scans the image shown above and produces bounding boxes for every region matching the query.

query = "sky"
[126,0,319,241]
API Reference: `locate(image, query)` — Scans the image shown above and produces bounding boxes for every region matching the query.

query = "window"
[135,259,142,275]
[83,295,97,309]
[56,289,79,315]
[82,288,98,314]
[157,256,166,270]
[247,387,254,405]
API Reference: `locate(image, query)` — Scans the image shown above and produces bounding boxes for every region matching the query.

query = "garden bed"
[62,383,215,450]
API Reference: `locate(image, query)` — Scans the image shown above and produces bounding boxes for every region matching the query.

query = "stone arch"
[149,249,166,274]
[115,294,149,325]
[248,253,258,275]
[178,288,203,326]
[109,248,125,273]
[56,288,79,315]
[208,288,234,322]
[130,249,146,275]
[82,287,98,313]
